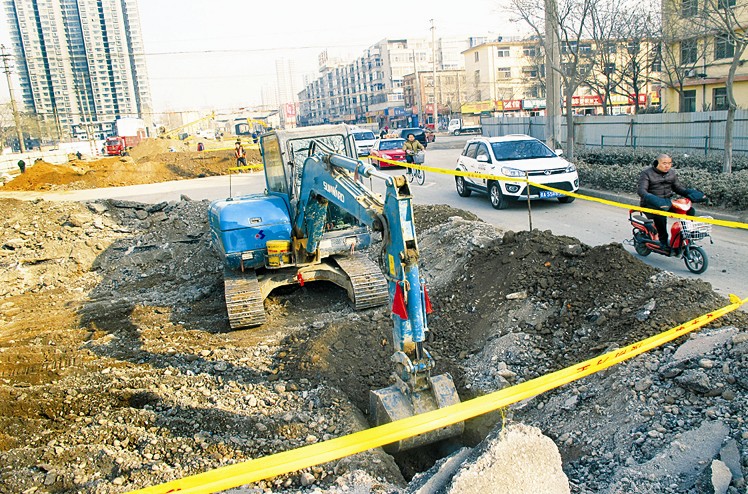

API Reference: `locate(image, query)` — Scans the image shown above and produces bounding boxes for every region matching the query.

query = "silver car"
[454,134,579,209]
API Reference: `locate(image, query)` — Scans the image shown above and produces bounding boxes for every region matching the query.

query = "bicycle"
[407,165,426,185]
[406,150,426,186]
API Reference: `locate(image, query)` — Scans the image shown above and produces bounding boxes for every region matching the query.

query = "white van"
[350,127,377,157]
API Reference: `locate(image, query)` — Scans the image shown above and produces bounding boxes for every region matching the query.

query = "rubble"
[0,198,746,493]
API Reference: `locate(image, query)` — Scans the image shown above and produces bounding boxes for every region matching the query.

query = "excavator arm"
[294,151,463,452]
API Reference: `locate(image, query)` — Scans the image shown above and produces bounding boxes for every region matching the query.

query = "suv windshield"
[401,129,424,137]
[380,139,404,150]
[353,131,375,140]
[491,140,555,161]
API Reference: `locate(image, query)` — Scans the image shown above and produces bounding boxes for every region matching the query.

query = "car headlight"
[501,166,525,178]
[565,162,577,173]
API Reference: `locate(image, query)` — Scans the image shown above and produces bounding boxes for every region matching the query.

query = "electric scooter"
[627,197,713,274]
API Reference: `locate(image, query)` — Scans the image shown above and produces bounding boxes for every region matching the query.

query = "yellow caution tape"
[227,163,263,172]
[131,294,746,494]
[363,155,748,231]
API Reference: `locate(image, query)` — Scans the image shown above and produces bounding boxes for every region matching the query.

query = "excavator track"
[223,268,266,329]
[334,254,389,310]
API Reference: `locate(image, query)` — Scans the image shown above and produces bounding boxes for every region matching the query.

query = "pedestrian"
[17,159,26,173]
[235,141,247,168]
[251,132,258,144]
[76,151,82,160]
[637,153,705,247]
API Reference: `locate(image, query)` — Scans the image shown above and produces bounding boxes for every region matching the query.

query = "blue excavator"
[208,124,462,452]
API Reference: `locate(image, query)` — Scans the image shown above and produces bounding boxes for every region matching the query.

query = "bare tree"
[615,6,662,114]
[511,0,596,159]
[694,0,748,173]
[658,0,712,112]
[584,0,627,115]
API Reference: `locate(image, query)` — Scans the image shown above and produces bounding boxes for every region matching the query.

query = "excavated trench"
[267,206,748,481]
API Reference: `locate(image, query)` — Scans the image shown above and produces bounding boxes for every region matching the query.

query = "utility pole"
[431,19,438,131]
[412,49,421,126]
[1,45,26,152]
[544,0,561,149]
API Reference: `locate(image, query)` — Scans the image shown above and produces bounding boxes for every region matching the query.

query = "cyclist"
[402,133,424,179]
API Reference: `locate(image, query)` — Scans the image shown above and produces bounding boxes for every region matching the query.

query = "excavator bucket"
[369,373,463,453]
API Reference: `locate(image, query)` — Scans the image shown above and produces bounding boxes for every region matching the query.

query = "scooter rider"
[637,154,705,247]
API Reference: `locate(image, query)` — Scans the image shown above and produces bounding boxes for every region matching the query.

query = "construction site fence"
[481,109,748,156]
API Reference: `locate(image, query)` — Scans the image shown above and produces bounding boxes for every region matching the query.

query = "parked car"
[350,127,377,157]
[368,138,406,168]
[454,134,579,209]
[398,128,428,148]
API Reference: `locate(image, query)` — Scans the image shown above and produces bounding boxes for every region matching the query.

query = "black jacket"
[637,167,688,207]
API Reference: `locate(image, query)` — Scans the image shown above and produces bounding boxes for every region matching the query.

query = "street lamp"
[431,19,438,131]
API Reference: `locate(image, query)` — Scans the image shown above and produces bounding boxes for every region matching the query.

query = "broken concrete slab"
[672,327,738,362]
[442,423,569,494]
[611,420,729,491]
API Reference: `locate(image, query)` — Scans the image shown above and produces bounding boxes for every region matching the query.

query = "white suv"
[455,134,579,209]
[350,128,377,157]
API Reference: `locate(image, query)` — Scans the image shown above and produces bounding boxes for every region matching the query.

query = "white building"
[3,0,152,138]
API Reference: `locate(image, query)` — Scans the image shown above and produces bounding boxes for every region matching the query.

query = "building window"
[474,52,479,62]
[523,46,536,57]
[497,67,511,79]
[713,87,728,110]
[651,44,663,71]
[719,0,736,8]
[681,39,697,64]
[681,89,696,112]
[682,0,698,16]
[497,47,510,57]
[522,68,538,78]
[562,41,577,54]
[603,63,616,75]
[715,34,735,60]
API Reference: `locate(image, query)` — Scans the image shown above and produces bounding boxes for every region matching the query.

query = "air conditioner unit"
[685,69,697,77]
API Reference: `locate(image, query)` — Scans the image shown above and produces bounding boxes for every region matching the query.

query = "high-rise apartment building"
[4,0,152,138]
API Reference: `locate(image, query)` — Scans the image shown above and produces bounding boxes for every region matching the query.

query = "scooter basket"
[680,217,712,240]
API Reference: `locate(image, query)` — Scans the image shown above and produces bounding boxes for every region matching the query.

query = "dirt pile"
[1,139,262,192]
[0,199,746,493]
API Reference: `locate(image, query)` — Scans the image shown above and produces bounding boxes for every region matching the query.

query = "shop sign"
[628,93,648,105]
[502,99,522,111]
[522,99,546,109]
[461,100,496,113]
[571,95,602,106]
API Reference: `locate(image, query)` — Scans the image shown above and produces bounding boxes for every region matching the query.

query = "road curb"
[579,187,748,224]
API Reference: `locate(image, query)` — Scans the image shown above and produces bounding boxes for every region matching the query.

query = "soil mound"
[2,142,262,192]
[4,151,261,191]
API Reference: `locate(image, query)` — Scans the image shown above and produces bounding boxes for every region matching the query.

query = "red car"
[369,138,407,168]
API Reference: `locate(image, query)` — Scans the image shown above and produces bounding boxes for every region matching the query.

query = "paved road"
[387,136,748,301]
[1,134,746,302]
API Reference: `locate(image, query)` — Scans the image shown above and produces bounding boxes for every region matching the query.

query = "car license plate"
[539,190,561,198]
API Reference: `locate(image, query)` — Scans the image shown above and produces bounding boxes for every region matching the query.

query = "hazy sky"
[0,0,517,113]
